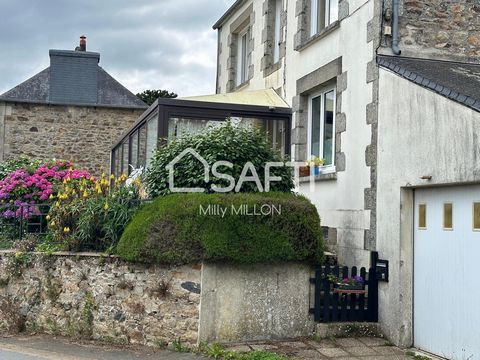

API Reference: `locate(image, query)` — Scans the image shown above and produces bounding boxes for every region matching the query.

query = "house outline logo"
[166,148,210,193]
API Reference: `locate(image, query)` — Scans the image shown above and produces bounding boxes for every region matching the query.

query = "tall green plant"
[145,121,293,197]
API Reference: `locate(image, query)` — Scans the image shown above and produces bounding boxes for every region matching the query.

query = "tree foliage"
[136,89,178,105]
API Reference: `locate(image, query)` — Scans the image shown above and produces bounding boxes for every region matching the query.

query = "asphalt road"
[0,336,201,360]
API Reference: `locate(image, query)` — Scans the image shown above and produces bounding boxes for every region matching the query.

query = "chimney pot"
[78,35,86,51]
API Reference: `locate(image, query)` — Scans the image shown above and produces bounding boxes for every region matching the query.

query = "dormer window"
[310,0,338,36]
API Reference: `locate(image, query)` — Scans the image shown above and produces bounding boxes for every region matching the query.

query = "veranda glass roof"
[110,89,292,177]
[181,89,290,108]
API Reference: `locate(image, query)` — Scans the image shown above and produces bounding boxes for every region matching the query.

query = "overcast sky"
[0,0,233,97]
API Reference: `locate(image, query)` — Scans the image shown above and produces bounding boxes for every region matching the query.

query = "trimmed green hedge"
[116,192,324,265]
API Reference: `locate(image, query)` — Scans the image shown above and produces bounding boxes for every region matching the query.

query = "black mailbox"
[371,251,389,282]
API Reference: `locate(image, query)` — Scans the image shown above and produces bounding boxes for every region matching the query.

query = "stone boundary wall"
[0,252,315,346]
[0,252,201,346]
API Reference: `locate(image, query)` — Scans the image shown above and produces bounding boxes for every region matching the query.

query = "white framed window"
[308,87,336,170]
[236,28,249,86]
[273,0,282,63]
[310,0,339,36]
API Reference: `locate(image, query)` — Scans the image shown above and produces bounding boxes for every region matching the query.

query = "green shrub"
[0,156,42,180]
[116,192,324,265]
[144,121,293,197]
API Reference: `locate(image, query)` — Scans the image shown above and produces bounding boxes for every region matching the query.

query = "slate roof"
[213,0,247,29]
[378,55,480,112]
[0,51,147,109]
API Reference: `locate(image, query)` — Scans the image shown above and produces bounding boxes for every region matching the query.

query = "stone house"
[213,0,480,357]
[0,37,147,174]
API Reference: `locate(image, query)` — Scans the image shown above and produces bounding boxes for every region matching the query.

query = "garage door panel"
[414,186,480,360]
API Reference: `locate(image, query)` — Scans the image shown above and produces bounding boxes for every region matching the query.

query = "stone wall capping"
[0,249,118,258]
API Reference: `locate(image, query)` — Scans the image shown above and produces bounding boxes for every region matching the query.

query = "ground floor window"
[308,87,335,167]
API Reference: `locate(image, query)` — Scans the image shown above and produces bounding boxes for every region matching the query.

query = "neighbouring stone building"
[213,0,480,357]
[0,37,147,174]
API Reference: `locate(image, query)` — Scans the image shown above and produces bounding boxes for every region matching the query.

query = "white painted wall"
[377,69,480,346]
[217,0,375,267]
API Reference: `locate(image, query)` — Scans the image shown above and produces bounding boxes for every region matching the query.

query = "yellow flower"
[50,221,56,227]
[49,194,54,200]
[83,191,88,198]
[89,176,95,182]
[110,174,115,179]
[63,179,67,184]
[46,215,51,221]
[104,202,109,210]
[63,227,70,233]
[55,201,60,207]
[15,251,23,258]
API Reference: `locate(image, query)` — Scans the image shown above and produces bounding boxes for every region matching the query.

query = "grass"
[405,350,431,360]
[0,238,14,250]
[170,340,289,360]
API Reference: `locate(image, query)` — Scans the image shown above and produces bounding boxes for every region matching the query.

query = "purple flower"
[3,210,15,218]
[353,276,364,284]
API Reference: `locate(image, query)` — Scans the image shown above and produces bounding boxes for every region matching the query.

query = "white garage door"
[414,186,480,360]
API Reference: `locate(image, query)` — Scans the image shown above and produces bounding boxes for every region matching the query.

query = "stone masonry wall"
[398,0,480,61]
[0,253,201,346]
[0,103,144,175]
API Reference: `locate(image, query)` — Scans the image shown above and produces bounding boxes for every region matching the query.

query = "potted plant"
[299,162,310,177]
[327,274,365,292]
[308,156,325,176]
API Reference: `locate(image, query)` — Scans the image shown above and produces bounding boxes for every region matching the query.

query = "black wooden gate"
[309,265,379,323]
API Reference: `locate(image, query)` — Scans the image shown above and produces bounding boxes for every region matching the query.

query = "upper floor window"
[236,27,249,86]
[273,0,282,63]
[310,0,338,36]
[308,87,335,168]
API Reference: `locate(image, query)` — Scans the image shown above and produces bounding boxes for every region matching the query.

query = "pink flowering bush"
[0,160,91,219]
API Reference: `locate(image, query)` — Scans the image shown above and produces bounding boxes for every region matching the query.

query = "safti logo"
[166,149,210,193]
[166,148,316,193]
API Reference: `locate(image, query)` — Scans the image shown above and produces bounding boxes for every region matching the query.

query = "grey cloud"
[0,0,233,96]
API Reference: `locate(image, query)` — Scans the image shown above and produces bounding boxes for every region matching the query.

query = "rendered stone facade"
[0,103,143,174]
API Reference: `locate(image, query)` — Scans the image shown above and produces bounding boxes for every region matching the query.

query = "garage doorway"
[414,186,480,359]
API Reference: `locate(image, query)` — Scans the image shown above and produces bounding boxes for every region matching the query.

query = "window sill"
[299,170,337,183]
[295,21,340,52]
[263,61,282,78]
[234,80,250,91]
